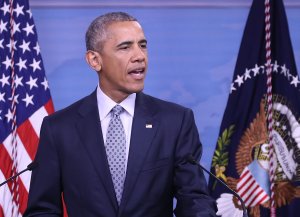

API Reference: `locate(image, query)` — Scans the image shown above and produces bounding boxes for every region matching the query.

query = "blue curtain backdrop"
[30,0,300,172]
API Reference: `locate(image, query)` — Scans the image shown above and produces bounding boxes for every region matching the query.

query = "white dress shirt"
[96,85,136,171]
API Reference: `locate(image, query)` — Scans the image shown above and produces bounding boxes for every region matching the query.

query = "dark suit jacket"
[25,91,216,217]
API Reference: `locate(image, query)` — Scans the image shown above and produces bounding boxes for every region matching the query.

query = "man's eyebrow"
[116,39,147,48]
[116,41,133,48]
[139,39,147,44]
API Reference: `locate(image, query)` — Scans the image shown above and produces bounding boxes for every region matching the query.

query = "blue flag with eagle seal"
[208,0,300,216]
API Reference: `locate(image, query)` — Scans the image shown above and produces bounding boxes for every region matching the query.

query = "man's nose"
[131,46,146,62]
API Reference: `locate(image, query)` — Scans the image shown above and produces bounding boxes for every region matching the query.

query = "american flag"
[237,166,269,207]
[0,0,54,216]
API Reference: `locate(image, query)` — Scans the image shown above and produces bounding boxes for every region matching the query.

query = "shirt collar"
[96,85,136,121]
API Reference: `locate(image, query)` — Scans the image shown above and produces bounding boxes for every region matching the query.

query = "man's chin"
[127,85,144,94]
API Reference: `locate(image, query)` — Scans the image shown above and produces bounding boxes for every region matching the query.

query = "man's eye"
[140,43,147,49]
[120,46,129,50]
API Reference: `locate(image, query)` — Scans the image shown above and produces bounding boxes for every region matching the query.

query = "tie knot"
[111,105,123,116]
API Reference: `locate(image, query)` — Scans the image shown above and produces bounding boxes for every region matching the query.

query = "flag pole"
[265,0,276,216]
[9,0,21,216]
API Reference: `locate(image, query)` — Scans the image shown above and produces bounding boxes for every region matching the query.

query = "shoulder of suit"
[141,92,192,113]
[45,91,95,122]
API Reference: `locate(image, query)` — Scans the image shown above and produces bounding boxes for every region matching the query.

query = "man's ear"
[85,50,102,72]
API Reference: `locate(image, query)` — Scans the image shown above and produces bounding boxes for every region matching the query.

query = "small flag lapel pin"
[146,124,152,128]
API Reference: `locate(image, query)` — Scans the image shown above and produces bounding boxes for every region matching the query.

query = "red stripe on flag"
[18,177,29,215]
[62,194,68,217]
[0,144,13,183]
[237,173,252,192]
[17,120,39,160]
[0,144,28,215]
[248,188,264,207]
[243,184,259,204]
[239,169,250,180]
[257,194,269,205]
[0,144,12,217]
[0,204,4,217]
[45,99,55,114]
[240,179,255,198]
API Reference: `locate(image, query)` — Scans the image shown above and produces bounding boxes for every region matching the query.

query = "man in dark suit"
[25,12,217,217]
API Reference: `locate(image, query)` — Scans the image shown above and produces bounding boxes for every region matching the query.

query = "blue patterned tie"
[105,105,126,205]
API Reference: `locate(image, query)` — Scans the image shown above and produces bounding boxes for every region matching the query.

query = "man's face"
[98,21,148,102]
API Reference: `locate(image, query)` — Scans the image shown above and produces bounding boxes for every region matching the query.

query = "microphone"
[0,162,38,188]
[186,154,248,217]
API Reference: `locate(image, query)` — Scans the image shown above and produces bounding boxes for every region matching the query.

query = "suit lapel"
[75,91,118,210]
[119,93,159,215]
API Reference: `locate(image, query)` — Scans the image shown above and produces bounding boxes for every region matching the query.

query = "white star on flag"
[291,75,300,88]
[5,109,13,123]
[33,42,40,55]
[273,60,279,72]
[2,56,11,70]
[6,40,17,52]
[0,19,7,32]
[22,93,34,107]
[26,9,32,18]
[281,64,288,76]
[30,58,41,72]
[13,3,25,17]
[253,64,260,76]
[0,39,4,48]
[235,74,244,87]
[19,40,31,53]
[230,83,236,93]
[0,92,5,102]
[15,75,24,88]
[22,22,34,36]
[26,76,38,90]
[41,77,49,90]
[16,57,28,71]
[244,68,251,80]
[12,20,21,35]
[8,94,20,104]
[0,2,10,16]
[0,74,10,87]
